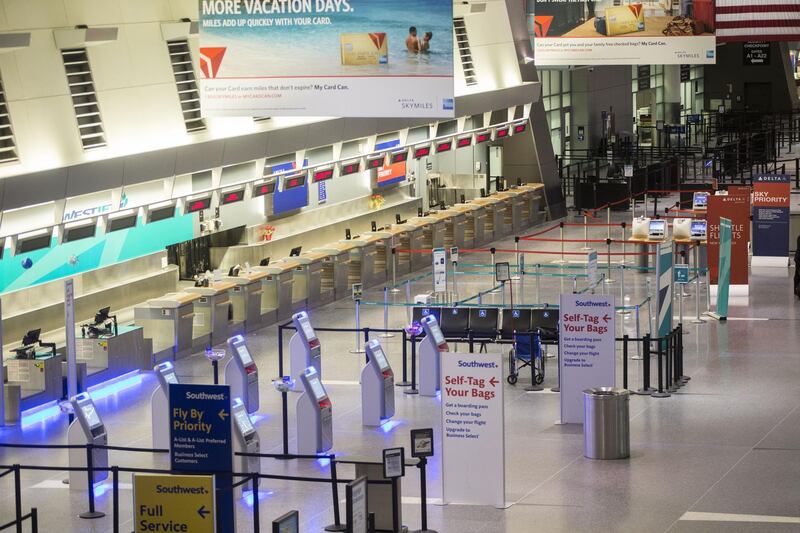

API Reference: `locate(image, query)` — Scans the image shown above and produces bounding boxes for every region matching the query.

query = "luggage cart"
[507,331,545,386]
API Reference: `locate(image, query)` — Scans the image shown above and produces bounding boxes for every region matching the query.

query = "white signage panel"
[441,351,505,507]
[558,293,616,424]
[432,248,447,293]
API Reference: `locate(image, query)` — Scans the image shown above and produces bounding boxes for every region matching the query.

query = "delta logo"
[627,4,643,18]
[533,16,553,38]
[199,47,227,79]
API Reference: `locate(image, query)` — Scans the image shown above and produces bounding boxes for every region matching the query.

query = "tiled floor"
[1,198,798,532]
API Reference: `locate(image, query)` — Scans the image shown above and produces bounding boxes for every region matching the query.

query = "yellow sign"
[133,474,216,533]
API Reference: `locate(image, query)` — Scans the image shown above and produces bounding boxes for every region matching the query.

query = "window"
[61,48,106,149]
[167,40,205,133]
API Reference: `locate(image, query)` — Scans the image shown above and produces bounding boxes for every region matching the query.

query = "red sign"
[413,145,431,158]
[436,141,452,153]
[495,127,509,139]
[707,192,750,285]
[340,161,361,176]
[475,132,491,144]
[456,137,472,148]
[312,168,334,182]
[186,196,211,213]
[221,189,245,204]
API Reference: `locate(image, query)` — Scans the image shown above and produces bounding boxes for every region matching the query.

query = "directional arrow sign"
[441,352,506,507]
[559,293,616,424]
[218,409,229,421]
[133,474,215,533]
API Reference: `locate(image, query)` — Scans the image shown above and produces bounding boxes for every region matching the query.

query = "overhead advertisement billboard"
[531,0,716,65]
[199,0,454,117]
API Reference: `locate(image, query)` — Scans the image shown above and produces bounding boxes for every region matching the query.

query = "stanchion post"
[535,264,541,304]
[583,215,589,249]
[324,456,346,532]
[112,466,119,533]
[391,477,401,533]
[350,299,365,354]
[212,359,219,385]
[606,207,611,240]
[30,508,38,533]
[80,444,105,519]
[621,222,628,264]
[14,464,22,533]
[556,222,566,264]
[281,389,289,456]
[635,334,651,394]
[651,337,670,398]
[390,247,400,293]
[398,329,410,386]
[380,287,394,339]
[404,334,419,395]
[414,456,436,533]
[622,334,629,390]
[692,244,703,323]
[252,475,260,533]
[604,238,614,283]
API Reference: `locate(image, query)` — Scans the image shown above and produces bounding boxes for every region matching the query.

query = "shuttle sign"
[559,294,616,424]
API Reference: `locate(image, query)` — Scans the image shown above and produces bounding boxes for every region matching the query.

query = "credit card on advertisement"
[597,4,645,36]
[340,33,388,65]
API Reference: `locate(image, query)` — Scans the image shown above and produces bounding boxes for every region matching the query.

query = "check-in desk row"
[128,184,545,364]
[4,325,150,420]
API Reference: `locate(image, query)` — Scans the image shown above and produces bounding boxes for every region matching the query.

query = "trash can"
[583,387,630,459]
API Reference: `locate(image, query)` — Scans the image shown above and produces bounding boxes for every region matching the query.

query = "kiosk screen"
[234,409,255,435]
[648,220,666,239]
[236,343,254,367]
[430,324,446,346]
[693,192,709,209]
[299,318,316,342]
[81,403,102,428]
[371,345,391,372]
[691,220,707,239]
[164,372,178,385]
[308,376,327,401]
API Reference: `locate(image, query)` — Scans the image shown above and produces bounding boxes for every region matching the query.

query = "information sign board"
[133,474,215,533]
[558,293,615,424]
[674,264,689,284]
[441,351,505,507]
[752,174,790,266]
[433,248,447,293]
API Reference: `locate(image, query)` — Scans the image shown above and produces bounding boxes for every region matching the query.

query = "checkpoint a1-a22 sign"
[199,0,454,118]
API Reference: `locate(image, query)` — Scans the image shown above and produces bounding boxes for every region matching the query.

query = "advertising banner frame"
[752,174,790,267]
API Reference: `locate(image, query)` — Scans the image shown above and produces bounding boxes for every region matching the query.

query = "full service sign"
[133,474,216,533]
[199,0,454,117]
[441,352,505,507]
[753,174,790,263]
[531,0,716,65]
[559,294,615,424]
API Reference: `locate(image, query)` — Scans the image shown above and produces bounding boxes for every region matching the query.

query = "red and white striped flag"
[716,0,800,42]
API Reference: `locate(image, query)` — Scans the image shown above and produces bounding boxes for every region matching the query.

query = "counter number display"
[340,160,361,176]
[475,131,491,144]
[436,140,452,153]
[495,127,509,139]
[312,168,334,182]
[221,189,246,205]
[253,181,276,197]
[413,145,431,159]
[457,136,472,148]
[186,196,212,213]
[513,122,527,134]
[390,150,408,164]
[282,173,307,190]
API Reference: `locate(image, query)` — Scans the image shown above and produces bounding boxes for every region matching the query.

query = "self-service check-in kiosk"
[134,292,199,361]
[225,335,259,414]
[289,311,321,390]
[419,315,448,397]
[361,339,395,426]
[231,397,261,498]
[296,367,333,455]
[186,281,235,347]
[68,393,109,490]
[151,361,178,450]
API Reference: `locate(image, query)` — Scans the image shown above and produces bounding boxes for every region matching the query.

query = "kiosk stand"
[231,397,261,498]
[151,361,179,450]
[67,393,109,494]
[419,315,448,397]
[225,335,260,414]
[290,311,322,390]
[296,367,333,455]
[362,339,396,426]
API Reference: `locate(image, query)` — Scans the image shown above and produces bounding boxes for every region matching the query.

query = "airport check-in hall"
[1,0,799,532]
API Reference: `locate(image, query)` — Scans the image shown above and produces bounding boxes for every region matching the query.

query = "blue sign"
[674,264,689,284]
[753,174,791,260]
[687,114,701,124]
[169,384,234,532]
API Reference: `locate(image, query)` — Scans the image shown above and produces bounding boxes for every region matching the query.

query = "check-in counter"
[495,190,526,235]
[186,281,236,347]
[295,251,334,308]
[358,233,390,286]
[363,227,407,280]
[429,210,465,249]
[515,184,545,227]
[252,261,297,322]
[470,197,505,243]
[310,244,353,300]
[135,292,199,361]
[392,221,427,271]
[407,215,445,253]
[450,203,485,249]
[5,352,65,411]
[222,271,268,333]
[76,325,150,388]
[344,234,387,288]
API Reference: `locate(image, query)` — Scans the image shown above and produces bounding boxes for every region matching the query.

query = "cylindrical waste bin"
[583,387,630,459]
